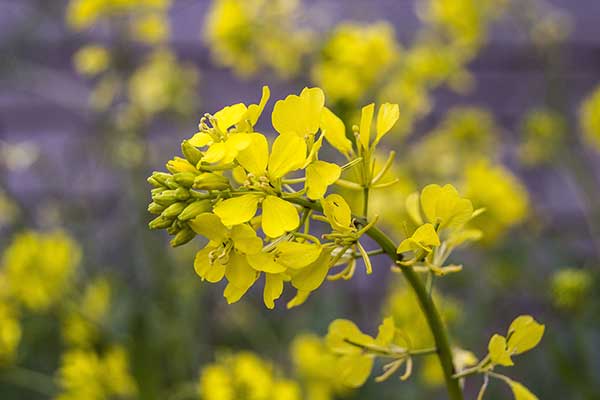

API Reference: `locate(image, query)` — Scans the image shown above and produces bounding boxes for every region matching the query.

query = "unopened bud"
[175,187,190,200]
[166,220,181,235]
[178,200,212,220]
[149,215,173,230]
[151,187,166,196]
[148,202,165,215]
[151,172,172,186]
[170,228,195,247]
[161,202,187,219]
[165,178,179,189]
[181,140,203,165]
[173,172,197,188]
[153,190,178,205]
[166,157,197,174]
[193,172,230,190]
[147,176,162,187]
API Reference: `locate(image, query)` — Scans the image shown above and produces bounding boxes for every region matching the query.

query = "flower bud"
[178,200,212,220]
[175,187,190,200]
[166,157,196,174]
[153,190,178,205]
[161,202,187,219]
[170,228,195,247]
[151,187,166,196]
[147,176,162,187]
[181,140,203,165]
[164,178,179,190]
[148,202,165,215]
[149,215,173,230]
[151,172,172,186]
[193,173,230,190]
[173,172,197,188]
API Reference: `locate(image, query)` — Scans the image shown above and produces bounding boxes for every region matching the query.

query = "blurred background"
[1,0,599,399]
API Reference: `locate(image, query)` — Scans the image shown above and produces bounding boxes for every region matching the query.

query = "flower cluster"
[148,86,400,308]
[204,0,310,78]
[580,84,600,152]
[198,351,301,400]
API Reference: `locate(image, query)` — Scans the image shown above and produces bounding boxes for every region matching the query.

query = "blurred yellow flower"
[580,84,600,151]
[0,301,21,364]
[551,268,593,311]
[66,0,170,30]
[130,13,170,44]
[1,231,81,312]
[198,351,301,400]
[519,108,565,165]
[55,346,137,400]
[73,45,110,77]
[312,22,400,104]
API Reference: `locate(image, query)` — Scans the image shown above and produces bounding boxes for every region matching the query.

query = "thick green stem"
[288,197,463,400]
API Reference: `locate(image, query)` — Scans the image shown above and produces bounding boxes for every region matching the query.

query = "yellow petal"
[506,315,545,355]
[188,132,213,147]
[230,224,262,254]
[213,194,261,226]
[506,378,539,400]
[375,317,396,346]
[268,134,307,179]
[194,247,225,283]
[321,107,352,156]
[336,354,374,388]
[202,142,228,164]
[247,251,287,273]
[290,249,331,291]
[276,242,322,269]
[263,273,284,309]
[246,85,270,126]
[224,252,258,303]
[420,184,443,224]
[188,213,229,242]
[236,133,269,176]
[405,192,423,225]
[261,196,299,237]
[321,194,353,231]
[306,160,341,200]
[412,223,441,248]
[286,290,311,309]
[326,319,374,354]
[213,103,247,132]
[488,334,513,366]
[375,103,399,143]
[359,103,375,150]
[272,87,324,137]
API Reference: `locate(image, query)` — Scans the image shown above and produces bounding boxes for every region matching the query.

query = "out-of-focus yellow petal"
[268,134,306,179]
[375,103,399,143]
[405,192,423,225]
[214,103,248,132]
[286,290,311,309]
[246,85,270,127]
[321,107,352,156]
[290,249,331,291]
[359,103,375,149]
[306,161,341,200]
[336,354,374,388]
[263,273,284,309]
[213,194,261,226]
[188,213,229,242]
[326,319,374,354]
[236,133,269,176]
[261,196,299,238]
[230,224,262,254]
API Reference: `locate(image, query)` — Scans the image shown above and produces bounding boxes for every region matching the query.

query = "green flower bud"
[174,172,198,188]
[151,172,172,186]
[178,200,212,220]
[170,228,195,247]
[181,140,203,165]
[153,190,178,205]
[161,202,187,219]
[193,173,230,190]
[151,187,166,196]
[147,176,162,187]
[175,187,190,200]
[148,202,165,215]
[149,215,173,230]
[165,178,180,190]
[166,221,181,235]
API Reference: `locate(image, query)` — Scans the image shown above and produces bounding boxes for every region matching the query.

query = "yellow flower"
[190,213,261,304]
[320,106,353,157]
[356,102,400,150]
[0,301,21,364]
[73,45,110,76]
[396,223,440,255]
[1,231,81,312]
[130,13,169,44]
[272,87,325,138]
[408,183,475,230]
[580,84,600,151]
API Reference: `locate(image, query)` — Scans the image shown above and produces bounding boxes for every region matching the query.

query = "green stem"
[362,187,370,218]
[287,197,464,400]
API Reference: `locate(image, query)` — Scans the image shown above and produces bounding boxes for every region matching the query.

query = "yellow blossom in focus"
[55,346,138,400]
[312,22,400,104]
[1,231,81,312]
[198,351,301,400]
[73,45,110,77]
